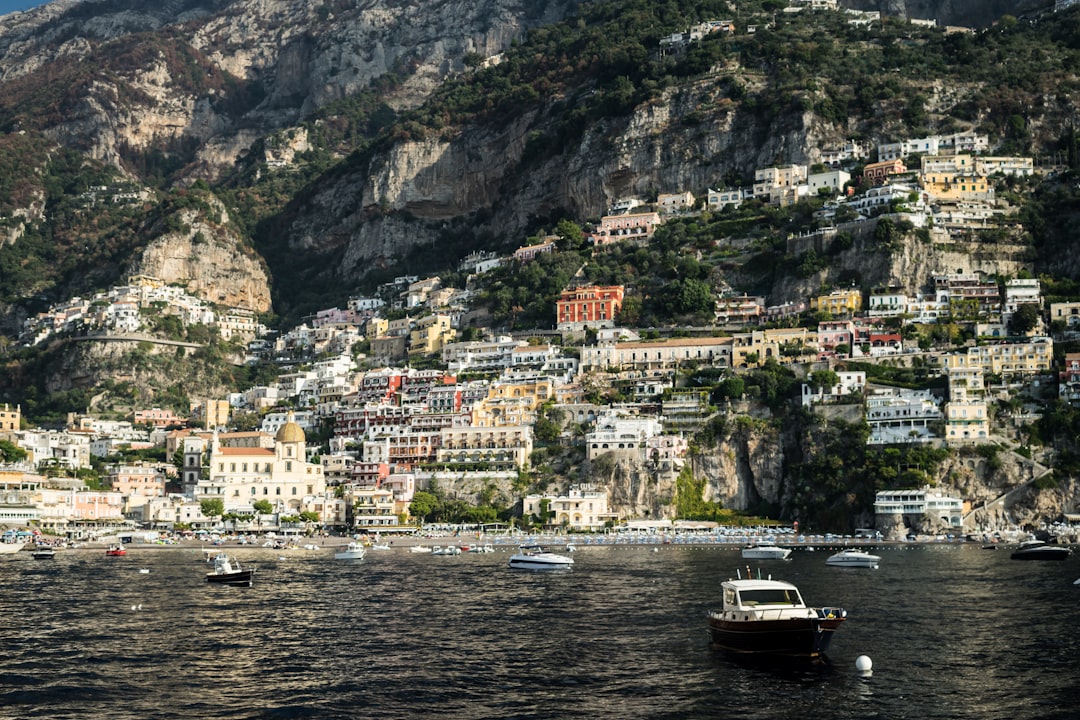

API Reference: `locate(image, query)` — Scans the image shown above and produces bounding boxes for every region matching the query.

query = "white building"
[585,413,663,460]
[874,486,964,528]
[801,371,866,407]
[944,367,988,445]
[866,389,943,445]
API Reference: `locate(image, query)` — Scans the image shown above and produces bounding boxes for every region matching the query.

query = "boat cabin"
[723,580,806,611]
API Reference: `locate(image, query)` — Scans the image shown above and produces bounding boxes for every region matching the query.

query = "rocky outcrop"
[128,198,272,312]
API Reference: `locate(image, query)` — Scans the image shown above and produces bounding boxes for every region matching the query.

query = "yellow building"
[810,289,862,317]
[730,328,818,368]
[472,378,554,427]
[0,403,20,432]
[409,314,456,356]
[937,337,1053,378]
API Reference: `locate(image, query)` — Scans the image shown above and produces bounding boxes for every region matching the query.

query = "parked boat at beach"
[206,553,255,587]
[1010,538,1071,561]
[825,549,880,568]
[508,545,574,570]
[741,542,791,560]
[334,542,367,560]
[707,575,846,659]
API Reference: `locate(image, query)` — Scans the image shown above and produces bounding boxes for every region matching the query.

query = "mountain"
[2,0,1079,348]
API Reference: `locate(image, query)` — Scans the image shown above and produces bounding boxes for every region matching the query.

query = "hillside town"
[4,121,1079,543]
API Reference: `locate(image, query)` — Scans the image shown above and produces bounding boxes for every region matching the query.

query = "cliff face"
[0,0,583,177]
[287,81,828,278]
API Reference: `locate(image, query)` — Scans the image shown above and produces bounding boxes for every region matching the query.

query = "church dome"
[275,417,305,443]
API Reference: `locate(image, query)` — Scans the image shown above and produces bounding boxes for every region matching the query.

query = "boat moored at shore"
[707,574,846,659]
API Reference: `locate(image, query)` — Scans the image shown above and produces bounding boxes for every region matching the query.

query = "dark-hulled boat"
[206,553,255,586]
[1010,539,1071,561]
[707,576,846,659]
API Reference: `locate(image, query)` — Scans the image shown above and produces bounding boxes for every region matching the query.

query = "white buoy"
[855,655,873,676]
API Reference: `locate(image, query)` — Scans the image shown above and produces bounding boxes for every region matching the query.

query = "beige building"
[580,336,733,372]
[196,415,326,518]
[436,425,533,469]
[945,366,989,445]
[522,486,616,531]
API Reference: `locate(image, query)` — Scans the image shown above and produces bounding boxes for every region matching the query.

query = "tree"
[200,498,224,519]
[1008,304,1039,336]
[0,439,27,463]
[409,491,442,522]
[810,369,840,392]
[252,499,273,515]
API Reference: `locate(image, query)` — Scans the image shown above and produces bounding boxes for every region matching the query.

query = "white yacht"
[741,542,792,560]
[508,545,574,570]
[825,549,880,568]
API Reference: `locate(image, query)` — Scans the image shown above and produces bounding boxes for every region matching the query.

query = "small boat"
[370,543,391,551]
[431,545,462,556]
[468,544,495,553]
[826,549,880,568]
[508,545,574,570]
[741,542,792,560]
[105,545,127,556]
[408,545,433,554]
[206,553,255,587]
[0,541,26,555]
[32,547,56,560]
[1010,538,1071,561]
[334,542,367,560]
[708,574,846,659]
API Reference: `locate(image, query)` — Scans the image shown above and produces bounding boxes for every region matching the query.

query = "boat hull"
[207,570,254,587]
[508,557,573,570]
[707,615,844,658]
[1010,547,1071,560]
[0,542,25,554]
[742,548,792,560]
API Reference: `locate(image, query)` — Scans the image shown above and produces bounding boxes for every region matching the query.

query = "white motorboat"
[741,542,792,560]
[334,542,367,560]
[431,545,462,556]
[408,545,432,554]
[370,543,391,551]
[0,541,25,554]
[206,553,255,586]
[825,549,880,568]
[508,545,574,570]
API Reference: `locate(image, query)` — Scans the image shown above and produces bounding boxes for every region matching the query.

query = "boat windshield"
[739,589,801,606]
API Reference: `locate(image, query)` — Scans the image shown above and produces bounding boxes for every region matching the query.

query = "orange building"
[556,285,625,331]
[863,158,906,185]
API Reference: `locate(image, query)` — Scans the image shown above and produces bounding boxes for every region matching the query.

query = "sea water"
[1,543,1077,719]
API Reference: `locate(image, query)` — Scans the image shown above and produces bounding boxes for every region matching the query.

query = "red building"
[556,285,625,331]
